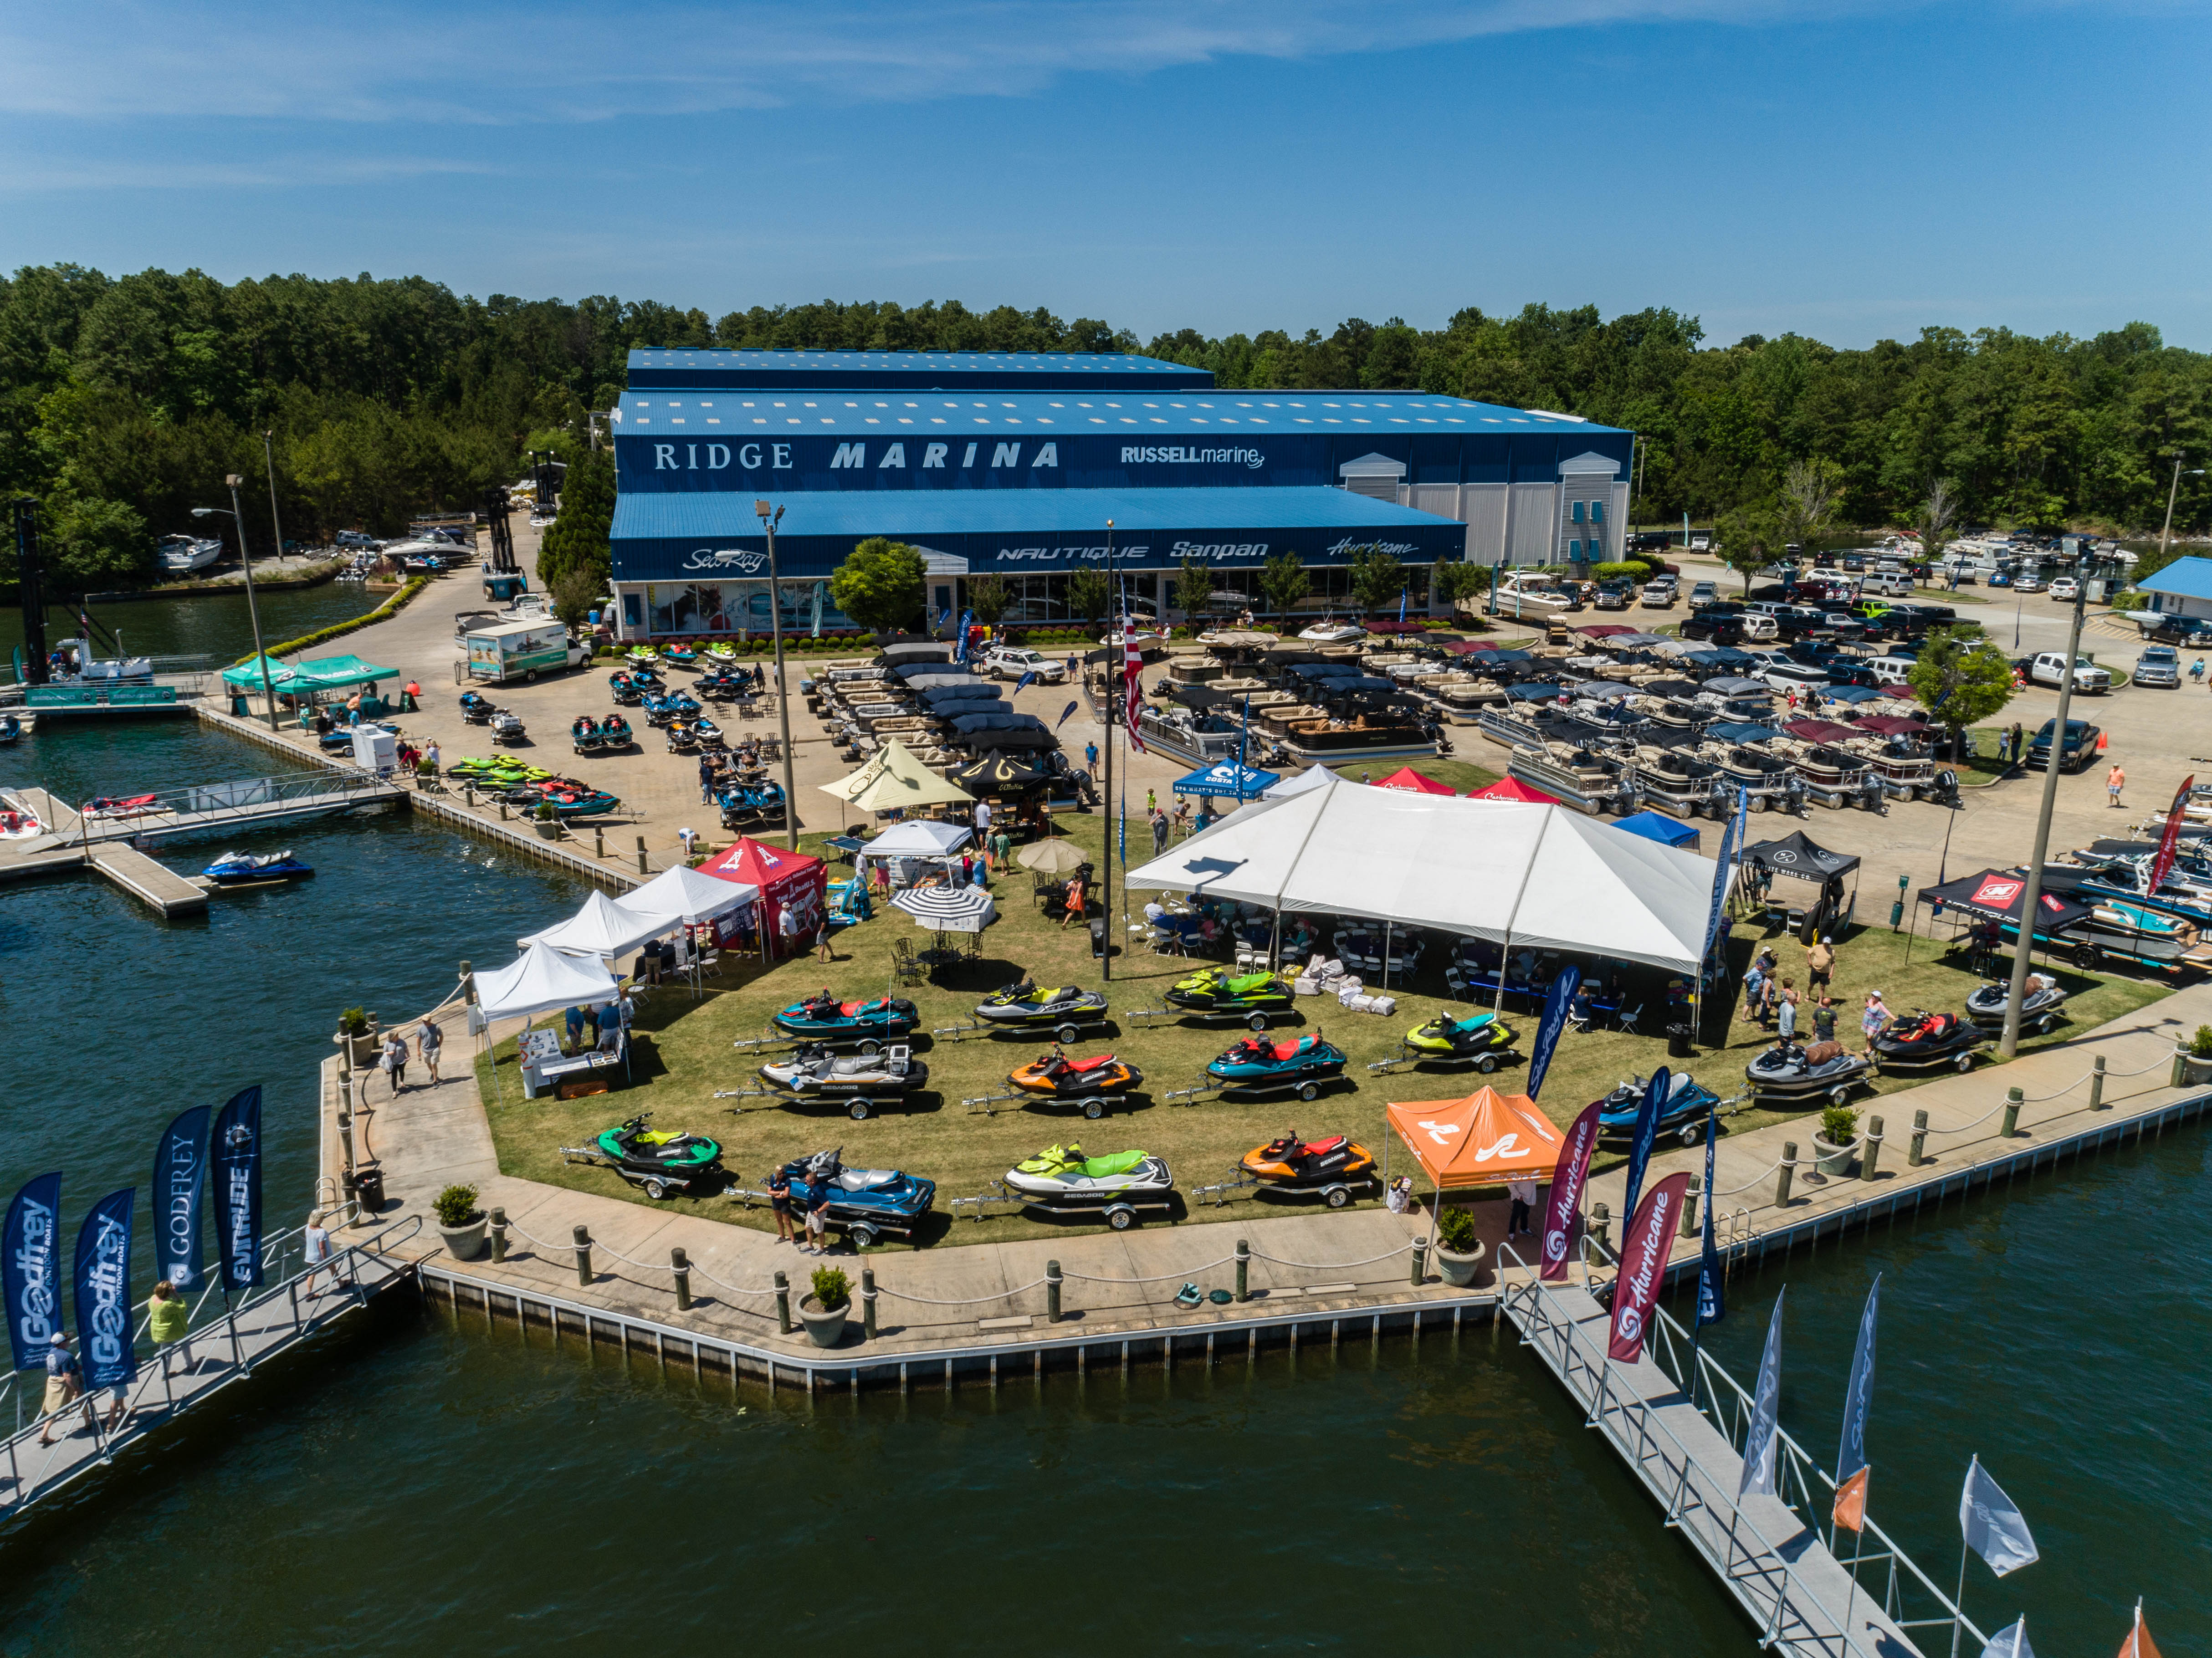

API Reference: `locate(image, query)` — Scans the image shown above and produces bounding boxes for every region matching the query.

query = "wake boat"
[1297,619,1367,644]
[972,981,1110,1040]
[1205,1031,1349,1098]
[775,1148,935,1245]
[1007,1048,1144,1117]
[1744,1039,1870,1105]
[1003,1144,1173,1228]
[1238,1131,1377,1204]
[1964,975,2069,1033]
[203,849,314,886]
[757,1043,928,1117]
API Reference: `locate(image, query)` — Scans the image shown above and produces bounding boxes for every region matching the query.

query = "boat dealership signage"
[154,1104,211,1290]
[211,1086,264,1292]
[4,1172,63,1371]
[1608,1172,1690,1363]
[73,1188,136,1392]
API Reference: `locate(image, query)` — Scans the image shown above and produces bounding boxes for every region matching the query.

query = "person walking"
[1506,1176,1536,1239]
[2107,762,2126,808]
[37,1333,92,1447]
[379,1029,408,1096]
[698,754,717,804]
[416,1016,443,1085]
[768,1164,797,1245]
[1811,995,1839,1046]
[148,1277,193,1373]
[803,1172,831,1254]
[1860,990,1889,1054]
[1085,740,1099,779]
[816,916,835,964]
[2192,658,2206,686]
[1145,788,1157,817]
[973,798,992,840]
[1806,936,1835,998]
[1150,809,1169,856]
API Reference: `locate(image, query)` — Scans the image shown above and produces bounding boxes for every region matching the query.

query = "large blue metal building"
[603,349,1632,637]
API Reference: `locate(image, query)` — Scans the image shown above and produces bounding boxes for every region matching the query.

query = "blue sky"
[3,0,2209,348]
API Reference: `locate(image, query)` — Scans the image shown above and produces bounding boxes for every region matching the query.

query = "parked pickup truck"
[2015,651,2112,694]
[2027,717,2101,773]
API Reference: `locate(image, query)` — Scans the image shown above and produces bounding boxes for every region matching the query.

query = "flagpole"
[1101,521,1116,984]
[1949,1530,1970,1658]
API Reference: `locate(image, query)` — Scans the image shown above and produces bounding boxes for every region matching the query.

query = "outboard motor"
[1784,773,1809,817]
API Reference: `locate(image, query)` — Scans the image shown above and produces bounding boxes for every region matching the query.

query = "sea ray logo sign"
[682,548,771,574]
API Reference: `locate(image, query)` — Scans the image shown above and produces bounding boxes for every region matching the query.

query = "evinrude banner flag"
[1738,1289,1786,1499]
[2149,774,2195,897]
[73,1187,135,1392]
[3,1172,63,1371]
[1621,1065,1670,1222]
[153,1104,210,1290]
[1538,1100,1601,1283]
[1833,1273,1882,1531]
[1524,964,1581,1101]
[1702,788,1747,962]
[210,1085,264,1292]
[1695,1105,1725,1329]
[1607,1172,1690,1363]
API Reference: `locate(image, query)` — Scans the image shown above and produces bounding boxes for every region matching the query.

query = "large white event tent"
[1124,770,1716,973]
[519,890,674,960]
[625,862,760,926]
[475,940,620,1022]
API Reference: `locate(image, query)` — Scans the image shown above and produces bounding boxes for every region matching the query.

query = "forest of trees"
[3,262,2207,595]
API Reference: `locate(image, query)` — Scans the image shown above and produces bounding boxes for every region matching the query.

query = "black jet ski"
[1871,1009,1986,1073]
[758,1042,929,1117]
[1964,975,2069,1034]
[1744,1039,1871,1105]
[973,980,1110,1040]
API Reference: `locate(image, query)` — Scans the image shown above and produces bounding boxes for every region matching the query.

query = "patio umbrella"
[1019,837,1087,874]
[891,884,998,933]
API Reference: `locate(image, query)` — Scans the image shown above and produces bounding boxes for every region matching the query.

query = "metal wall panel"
[1509,484,1558,562]
[1464,485,1510,565]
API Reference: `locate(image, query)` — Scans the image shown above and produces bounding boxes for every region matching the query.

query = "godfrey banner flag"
[2149,775,2195,897]
[154,1104,211,1291]
[73,1188,135,1391]
[211,1085,264,1292]
[1539,1100,1601,1283]
[3,1172,63,1371]
[1833,1273,1882,1532]
[1738,1288,1786,1500]
[1622,1065,1671,1223]
[1695,1105,1725,1330]
[1524,964,1581,1101]
[1608,1172,1690,1363]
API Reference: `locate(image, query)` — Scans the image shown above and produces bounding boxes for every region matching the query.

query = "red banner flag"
[1833,1465,1869,1532]
[1607,1172,1690,1362]
[1540,1100,1602,1282]
[2118,1601,2163,1658]
[1122,636,1147,754]
[2149,775,2194,898]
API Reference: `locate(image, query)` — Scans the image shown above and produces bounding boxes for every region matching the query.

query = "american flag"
[1122,630,1146,753]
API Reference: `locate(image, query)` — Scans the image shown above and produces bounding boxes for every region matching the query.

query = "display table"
[520,1028,628,1098]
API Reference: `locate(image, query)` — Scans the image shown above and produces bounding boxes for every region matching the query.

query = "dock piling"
[573,1224,593,1286]
[2090,1054,2107,1110]
[1908,1111,1929,1167]
[1861,1116,1884,1182]
[635,835,648,875]
[774,1270,792,1334]
[1409,1241,1427,1288]
[1776,1145,1797,1210]
[2002,1086,2023,1139]
[1235,1238,1249,1303]
[671,1246,691,1310]
[1590,1202,1611,1256]
[1045,1260,1061,1323]
[861,1268,877,1339]
[490,1207,507,1263]
[594,824,605,859]
[1680,1174,1703,1238]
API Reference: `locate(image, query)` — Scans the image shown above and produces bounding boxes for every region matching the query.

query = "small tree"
[1346,545,1406,615]
[1258,551,1310,620]
[966,573,1013,628]
[550,564,603,635]
[1173,551,1212,620]
[1907,625,2015,752]
[1065,564,1111,623]
[1434,559,1490,615]
[537,444,613,589]
[1920,476,1961,569]
[1714,502,1786,594]
[829,537,928,635]
[1778,457,1843,551]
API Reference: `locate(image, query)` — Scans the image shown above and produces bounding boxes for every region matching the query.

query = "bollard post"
[573,1224,593,1286]
[1776,1144,1797,1210]
[595,824,605,859]
[636,835,649,875]
[1860,1116,1884,1182]
[1908,1110,1929,1167]
[338,1110,356,1175]
[2090,1053,2107,1110]
[862,1268,877,1339]
[464,783,475,809]
[671,1246,691,1310]
[1045,1260,1062,1323]
[1410,1239,1428,1286]
[500,800,508,821]
[1590,1201,1611,1256]
[2002,1086,2023,1139]
[1234,1238,1250,1303]
[774,1270,792,1334]
[490,1207,508,1263]
[1680,1173,1703,1238]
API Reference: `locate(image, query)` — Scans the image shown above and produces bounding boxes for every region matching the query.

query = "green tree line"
[5,263,2207,596]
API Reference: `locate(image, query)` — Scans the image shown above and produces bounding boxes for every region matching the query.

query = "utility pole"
[2156,457,2202,576]
[754,501,800,851]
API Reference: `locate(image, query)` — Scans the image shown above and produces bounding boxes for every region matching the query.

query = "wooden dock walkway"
[88,845,207,916]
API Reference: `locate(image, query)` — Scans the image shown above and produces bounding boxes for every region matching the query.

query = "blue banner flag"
[1738,1288,1786,1500]
[1833,1273,1882,1530]
[73,1188,135,1392]
[3,1173,63,1371]
[1014,670,1037,692]
[211,1085,264,1292]
[952,609,975,664]
[1696,1105,1725,1328]
[1621,1065,1669,1223]
[1524,964,1582,1100]
[1056,700,1079,728]
[154,1104,210,1290]
[1702,788,1747,963]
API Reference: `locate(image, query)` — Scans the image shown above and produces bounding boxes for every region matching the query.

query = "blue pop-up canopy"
[1173,761,1280,800]
[1612,810,1702,849]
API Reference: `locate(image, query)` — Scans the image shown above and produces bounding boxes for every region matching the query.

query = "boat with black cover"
[1744,1037,1870,1104]
[1869,1009,1987,1073]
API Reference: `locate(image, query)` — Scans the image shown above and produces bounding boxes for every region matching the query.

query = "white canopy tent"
[475,941,620,1022]
[1261,765,1337,800]
[855,820,974,863]
[625,862,761,926]
[519,890,676,960]
[1123,769,1715,974]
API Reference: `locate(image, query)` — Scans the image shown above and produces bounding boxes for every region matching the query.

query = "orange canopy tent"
[1385,1086,1564,1187]
[1467,775,1562,805]
[1372,766,1458,797]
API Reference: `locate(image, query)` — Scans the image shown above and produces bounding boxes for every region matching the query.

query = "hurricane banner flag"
[2149,775,2195,896]
[210,1085,264,1292]
[1525,964,1581,1100]
[3,1172,63,1371]
[1833,1273,1882,1531]
[73,1188,135,1391]
[1608,1172,1690,1363]
[1695,1105,1725,1329]
[153,1104,210,1290]
[1056,700,1079,729]
[1960,1456,2039,1576]
[1621,1065,1670,1222]
[1539,1101,1601,1283]
[1122,635,1146,753]
[1980,1619,2033,1658]
[1738,1289,1786,1500]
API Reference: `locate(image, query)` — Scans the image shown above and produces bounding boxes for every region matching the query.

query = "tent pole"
[1384,919,1393,992]
[1493,931,1510,1018]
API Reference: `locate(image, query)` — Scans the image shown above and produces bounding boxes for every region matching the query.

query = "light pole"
[2157,459,2203,575]
[193,472,277,731]
[1101,519,1116,984]
[754,499,799,851]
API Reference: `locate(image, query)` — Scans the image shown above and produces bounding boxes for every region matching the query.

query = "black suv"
[2027,718,2100,773]
[1682,606,1749,643]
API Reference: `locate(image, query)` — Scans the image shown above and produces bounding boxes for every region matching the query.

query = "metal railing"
[70,765,398,831]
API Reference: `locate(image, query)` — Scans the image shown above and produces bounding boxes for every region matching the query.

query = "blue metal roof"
[2140,557,2212,601]
[625,348,1211,391]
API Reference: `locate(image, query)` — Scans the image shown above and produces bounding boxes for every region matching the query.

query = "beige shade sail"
[820,738,974,813]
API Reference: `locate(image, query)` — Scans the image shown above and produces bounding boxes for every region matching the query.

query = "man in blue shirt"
[38,1332,92,1447]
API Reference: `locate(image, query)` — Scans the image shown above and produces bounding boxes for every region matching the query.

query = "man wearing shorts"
[804,1174,831,1254]
[768,1166,796,1244]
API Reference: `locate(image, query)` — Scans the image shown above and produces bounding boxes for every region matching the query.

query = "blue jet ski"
[203,849,315,885]
[1205,1031,1349,1100]
[771,990,920,1045]
[777,1148,935,1246]
[1597,1071,1721,1144]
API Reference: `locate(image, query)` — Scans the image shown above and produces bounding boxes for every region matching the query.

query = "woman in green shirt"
[148,1278,192,1371]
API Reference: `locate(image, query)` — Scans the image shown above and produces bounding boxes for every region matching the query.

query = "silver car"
[2134,645,2181,687]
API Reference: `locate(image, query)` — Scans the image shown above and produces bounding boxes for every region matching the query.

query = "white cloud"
[0,152,502,193]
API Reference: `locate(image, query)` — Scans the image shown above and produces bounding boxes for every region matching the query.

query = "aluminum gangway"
[1,765,404,858]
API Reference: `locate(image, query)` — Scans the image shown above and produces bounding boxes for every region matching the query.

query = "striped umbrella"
[891,884,998,934]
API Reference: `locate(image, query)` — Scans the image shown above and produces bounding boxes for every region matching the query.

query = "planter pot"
[334,1029,379,1067]
[533,818,563,840]
[1811,1135,1858,1178]
[799,1295,850,1349]
[439,1218,489,1261]
[2173,1048,2212,1088]
[1434,1242,1486,1289]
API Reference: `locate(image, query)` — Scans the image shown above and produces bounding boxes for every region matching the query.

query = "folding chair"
[1612,1002,1645,1034]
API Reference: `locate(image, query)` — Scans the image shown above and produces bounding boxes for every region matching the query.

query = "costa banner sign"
[73,1188,136,1392]
[153,1104,211,1291]
[1524,964,1581,1101]
[210,1086,264,1293]
[1539,1100,1602,1283]
[2149,775,2195,897]
[3,1172,63,1371]
[1608,1172,1691,1364]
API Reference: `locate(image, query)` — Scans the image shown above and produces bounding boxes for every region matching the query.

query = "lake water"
[1,580,385,671]
[0,721,2204,1654]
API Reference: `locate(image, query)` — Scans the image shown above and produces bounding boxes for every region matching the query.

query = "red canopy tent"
[1372,766,1459,796]
[700,837,827,956]
[1467,775,1562,805]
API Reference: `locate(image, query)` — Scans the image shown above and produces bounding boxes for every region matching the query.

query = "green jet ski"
[1162,965,1297,1029]
[1403,1010,1520,1072]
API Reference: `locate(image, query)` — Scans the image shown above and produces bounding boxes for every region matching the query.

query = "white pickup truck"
[2019,650,2111,694]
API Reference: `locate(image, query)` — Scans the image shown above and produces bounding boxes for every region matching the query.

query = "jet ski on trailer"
[775,1148,935,1247]
[771,990,920,1047]
[1402,1010,1520,1072]
[1964,975,2069,1033]
[1870,1009,1987,1073]
[1006,1047,1144,1117]
[972,980,1111,1040]
[1596,1071,1720,1145]
[756,1042,929,1117]
[559,1113,726,1200]
[1204,1031,1349,1099]
[1238,1131,1378,1205]
[1163,965,1298,1028]
[1002,1145,1174,1228]
[1744,1039,1871,1105]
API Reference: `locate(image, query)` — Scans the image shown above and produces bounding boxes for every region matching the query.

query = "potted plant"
[533,801,563,840]
[1433,1204,1486,1288]
[1812,1105,1860,1177]
[2174,1025,2212,1087]
[333,1006,379,1065]
[800,1266,851,1348]
[434,1182,487,1260]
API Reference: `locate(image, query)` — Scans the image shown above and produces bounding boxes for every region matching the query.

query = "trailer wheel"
[1298,1080,1321,1101]
[1056,1023,1080,1044]
[1679,1124,1700,1146]
[1828,1085,1852,1107]
[643,1178,670,1201]
[848,1098,872,1120]
[850,1223,877,1249]
[1083,1099,1105,1120]
[1324,1185,1352,1209]
[1953,1051,1976,1074]
[1106,1205,1136,1231]
[2035,1013,2055,1034]
[1476,1054,1498,1074]
[1246,1013,1270,1031]
[856,1037,882,1057]
[2072,942,2103,971]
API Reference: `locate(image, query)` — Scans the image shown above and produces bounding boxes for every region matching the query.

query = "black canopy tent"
[1916,869,2092,938]
[948,753,1051,792]
[1741,830,1862,941]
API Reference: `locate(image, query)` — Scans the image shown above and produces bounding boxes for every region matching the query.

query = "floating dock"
[88,845,208,916]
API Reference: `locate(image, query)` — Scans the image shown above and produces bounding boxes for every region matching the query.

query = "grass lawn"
[477,810,2171,1251]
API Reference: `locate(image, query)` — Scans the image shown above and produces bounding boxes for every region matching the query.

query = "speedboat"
[580,1115,724,1200]
[972,981,1110,1039]
[776,1148,935,1245]
[1964,976,2069,1033]
[1745,1039,1871,1104]
[771,991,921,1045]
[758,1043,928,1117]
[1007,1049,1144,1117]
[1596,1071,1720,1144]
[1871,1009,1986,1073]
[1003,1144,1173,1227]
[0,803,44,838]
[1163,965,1297,1027]
[1238,1132,1377,1204]
[1298,619,1367,643]
[156,533,224,574]
[1403,1010,1519,1072]
[203,849,314,886]
[1205,1031,1348,1099]
[459,690,497,723]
